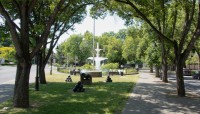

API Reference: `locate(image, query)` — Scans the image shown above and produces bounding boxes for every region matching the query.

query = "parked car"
[183,68,192,76]
[192,70,200,80]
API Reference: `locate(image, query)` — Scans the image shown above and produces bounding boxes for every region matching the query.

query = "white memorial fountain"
[81,42,107,77]
[88,42,107,70]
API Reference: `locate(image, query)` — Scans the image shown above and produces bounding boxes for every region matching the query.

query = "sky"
[58,13,127,44]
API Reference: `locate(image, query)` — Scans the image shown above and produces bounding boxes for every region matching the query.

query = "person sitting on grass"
[65,75,72,82]
[73,81,85,92]
[106,75,112,82]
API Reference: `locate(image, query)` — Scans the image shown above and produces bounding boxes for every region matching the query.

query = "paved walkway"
[122,70,200,114]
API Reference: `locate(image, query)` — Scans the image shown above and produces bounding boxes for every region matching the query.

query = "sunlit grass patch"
[0,74,138,114]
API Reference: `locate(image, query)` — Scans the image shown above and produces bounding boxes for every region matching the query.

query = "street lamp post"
[92,18,95,70]
[74,55,76,67]
[35,60,39,91]
[35,50,40,91]
[50,53,53,75]
[67,53,69,68]
[198,54,200,70]
[62,54,67,67]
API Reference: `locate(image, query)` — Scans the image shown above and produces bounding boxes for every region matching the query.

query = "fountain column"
[87,42,107,70]
[95,42,102,70]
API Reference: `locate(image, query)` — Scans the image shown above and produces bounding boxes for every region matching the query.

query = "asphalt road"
[0,65,37,103]
[168,74,200,95]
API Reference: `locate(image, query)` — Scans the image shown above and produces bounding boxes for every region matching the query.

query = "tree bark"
[13,58,32,108]
[150,65,153,73]
[162,59,168,83]
[155,65,160,77]
[39,64,47,84]
[174,42,186,97]
[175,60,185,97]
[38,51,47,84]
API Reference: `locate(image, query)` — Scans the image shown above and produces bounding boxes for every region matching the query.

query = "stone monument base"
[87,71,102,77]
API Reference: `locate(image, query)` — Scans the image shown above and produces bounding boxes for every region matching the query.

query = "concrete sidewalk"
[122,70,200,114]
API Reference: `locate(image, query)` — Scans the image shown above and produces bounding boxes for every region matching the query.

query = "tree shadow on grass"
[3,73,199,114]
[10,81,136,114]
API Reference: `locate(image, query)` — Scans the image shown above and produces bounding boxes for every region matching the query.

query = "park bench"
[70,69,80,75]
[109,71,119,76]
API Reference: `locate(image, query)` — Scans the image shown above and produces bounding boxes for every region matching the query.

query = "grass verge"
[0,73,138,114]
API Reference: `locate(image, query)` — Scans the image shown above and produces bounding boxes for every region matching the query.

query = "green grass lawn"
[0,73,138,114]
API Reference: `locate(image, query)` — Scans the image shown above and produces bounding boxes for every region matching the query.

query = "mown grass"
[0,73,138,114]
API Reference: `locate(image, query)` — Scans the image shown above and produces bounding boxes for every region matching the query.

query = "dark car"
[192,70,200,80]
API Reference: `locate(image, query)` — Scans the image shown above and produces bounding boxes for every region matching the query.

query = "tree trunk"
[13,59,32,108]
[155,66,160,77]
[162,62,168,83]
[38,51,47,84]
[150,65,153,73]
[170,64,176,71]
[160,36,168,83]
[176,61,185,97]
[39,64,47,84]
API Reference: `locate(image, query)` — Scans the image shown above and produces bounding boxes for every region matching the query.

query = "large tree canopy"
[89,0,200,96]
[0,0,98,108]
[109,0,200,96]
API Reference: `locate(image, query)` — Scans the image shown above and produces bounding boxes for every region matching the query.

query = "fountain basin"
[81,70,102,77]
[87,57,107,70]
[87,71,102,77]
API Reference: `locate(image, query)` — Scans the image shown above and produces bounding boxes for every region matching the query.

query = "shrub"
[125,68,138,74]
[54,63,61,67]
[0,47,16,62]
[81,64,93,70]
[101,63,119,70]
